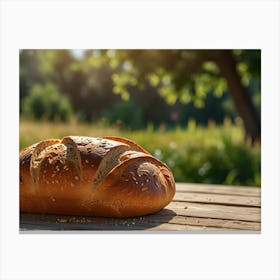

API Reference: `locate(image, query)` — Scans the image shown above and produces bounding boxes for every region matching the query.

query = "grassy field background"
[20,119,261,187]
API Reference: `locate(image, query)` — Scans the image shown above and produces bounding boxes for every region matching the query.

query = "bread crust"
[20,136,176,217]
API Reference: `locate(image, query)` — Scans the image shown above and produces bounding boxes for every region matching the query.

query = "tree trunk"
[214,50,261,143]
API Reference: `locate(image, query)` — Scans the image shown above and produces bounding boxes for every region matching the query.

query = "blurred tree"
[93,50,260,142]
[22,83,73,122]
[103,99,145,130]
[20,50,45,110]
[37,50,121,121]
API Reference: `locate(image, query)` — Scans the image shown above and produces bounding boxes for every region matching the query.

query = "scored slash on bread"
[20,136,176,217]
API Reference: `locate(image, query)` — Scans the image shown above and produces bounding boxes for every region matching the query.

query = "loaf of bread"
[20,136,175,217]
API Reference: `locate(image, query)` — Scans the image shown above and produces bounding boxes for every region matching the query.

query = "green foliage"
[94,50,256,104]
[153,135,260,186]
[102,99,145,130]
[20,49,261,130]
[133,123,260,186]
[111,71,138,101]
[22,83,73,122]
[234,50,261,77]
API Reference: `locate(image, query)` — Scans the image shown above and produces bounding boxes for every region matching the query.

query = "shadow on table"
[20,208,177,231]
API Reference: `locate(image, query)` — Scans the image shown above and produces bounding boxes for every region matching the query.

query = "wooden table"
[20,183,261,231]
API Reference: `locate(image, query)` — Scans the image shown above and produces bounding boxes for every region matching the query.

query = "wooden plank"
[20,213,145,230]
[174,192,261,207]
[20,213,225,231]
[176,183,261,197]
[165,215,260,230]
[20,221,225,231]
[20,206,260,231]
[139,212,260,230]
[166,201,261,222]
[146,223,231,231]
[20,216,259,231]
[20,212,174,231]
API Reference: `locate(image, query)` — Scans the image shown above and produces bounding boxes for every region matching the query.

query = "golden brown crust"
[20,136,176,217]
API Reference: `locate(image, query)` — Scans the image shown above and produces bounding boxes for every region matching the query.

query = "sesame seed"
[74,176,79,180]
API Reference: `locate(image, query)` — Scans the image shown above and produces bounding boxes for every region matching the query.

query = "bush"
[148,126,261,186]
[102,99,145,130]
[154,139,260,186]
[22,83,73,122]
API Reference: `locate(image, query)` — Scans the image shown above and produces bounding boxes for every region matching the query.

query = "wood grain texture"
[174,192,260,207]
[166,202,260,222]
[176,183,261,197]
[20,182,261,231]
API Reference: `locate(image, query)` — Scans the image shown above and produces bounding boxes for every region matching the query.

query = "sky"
[70,49,85,59]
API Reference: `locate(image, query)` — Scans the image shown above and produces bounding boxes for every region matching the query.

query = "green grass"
[20,119,261,187]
